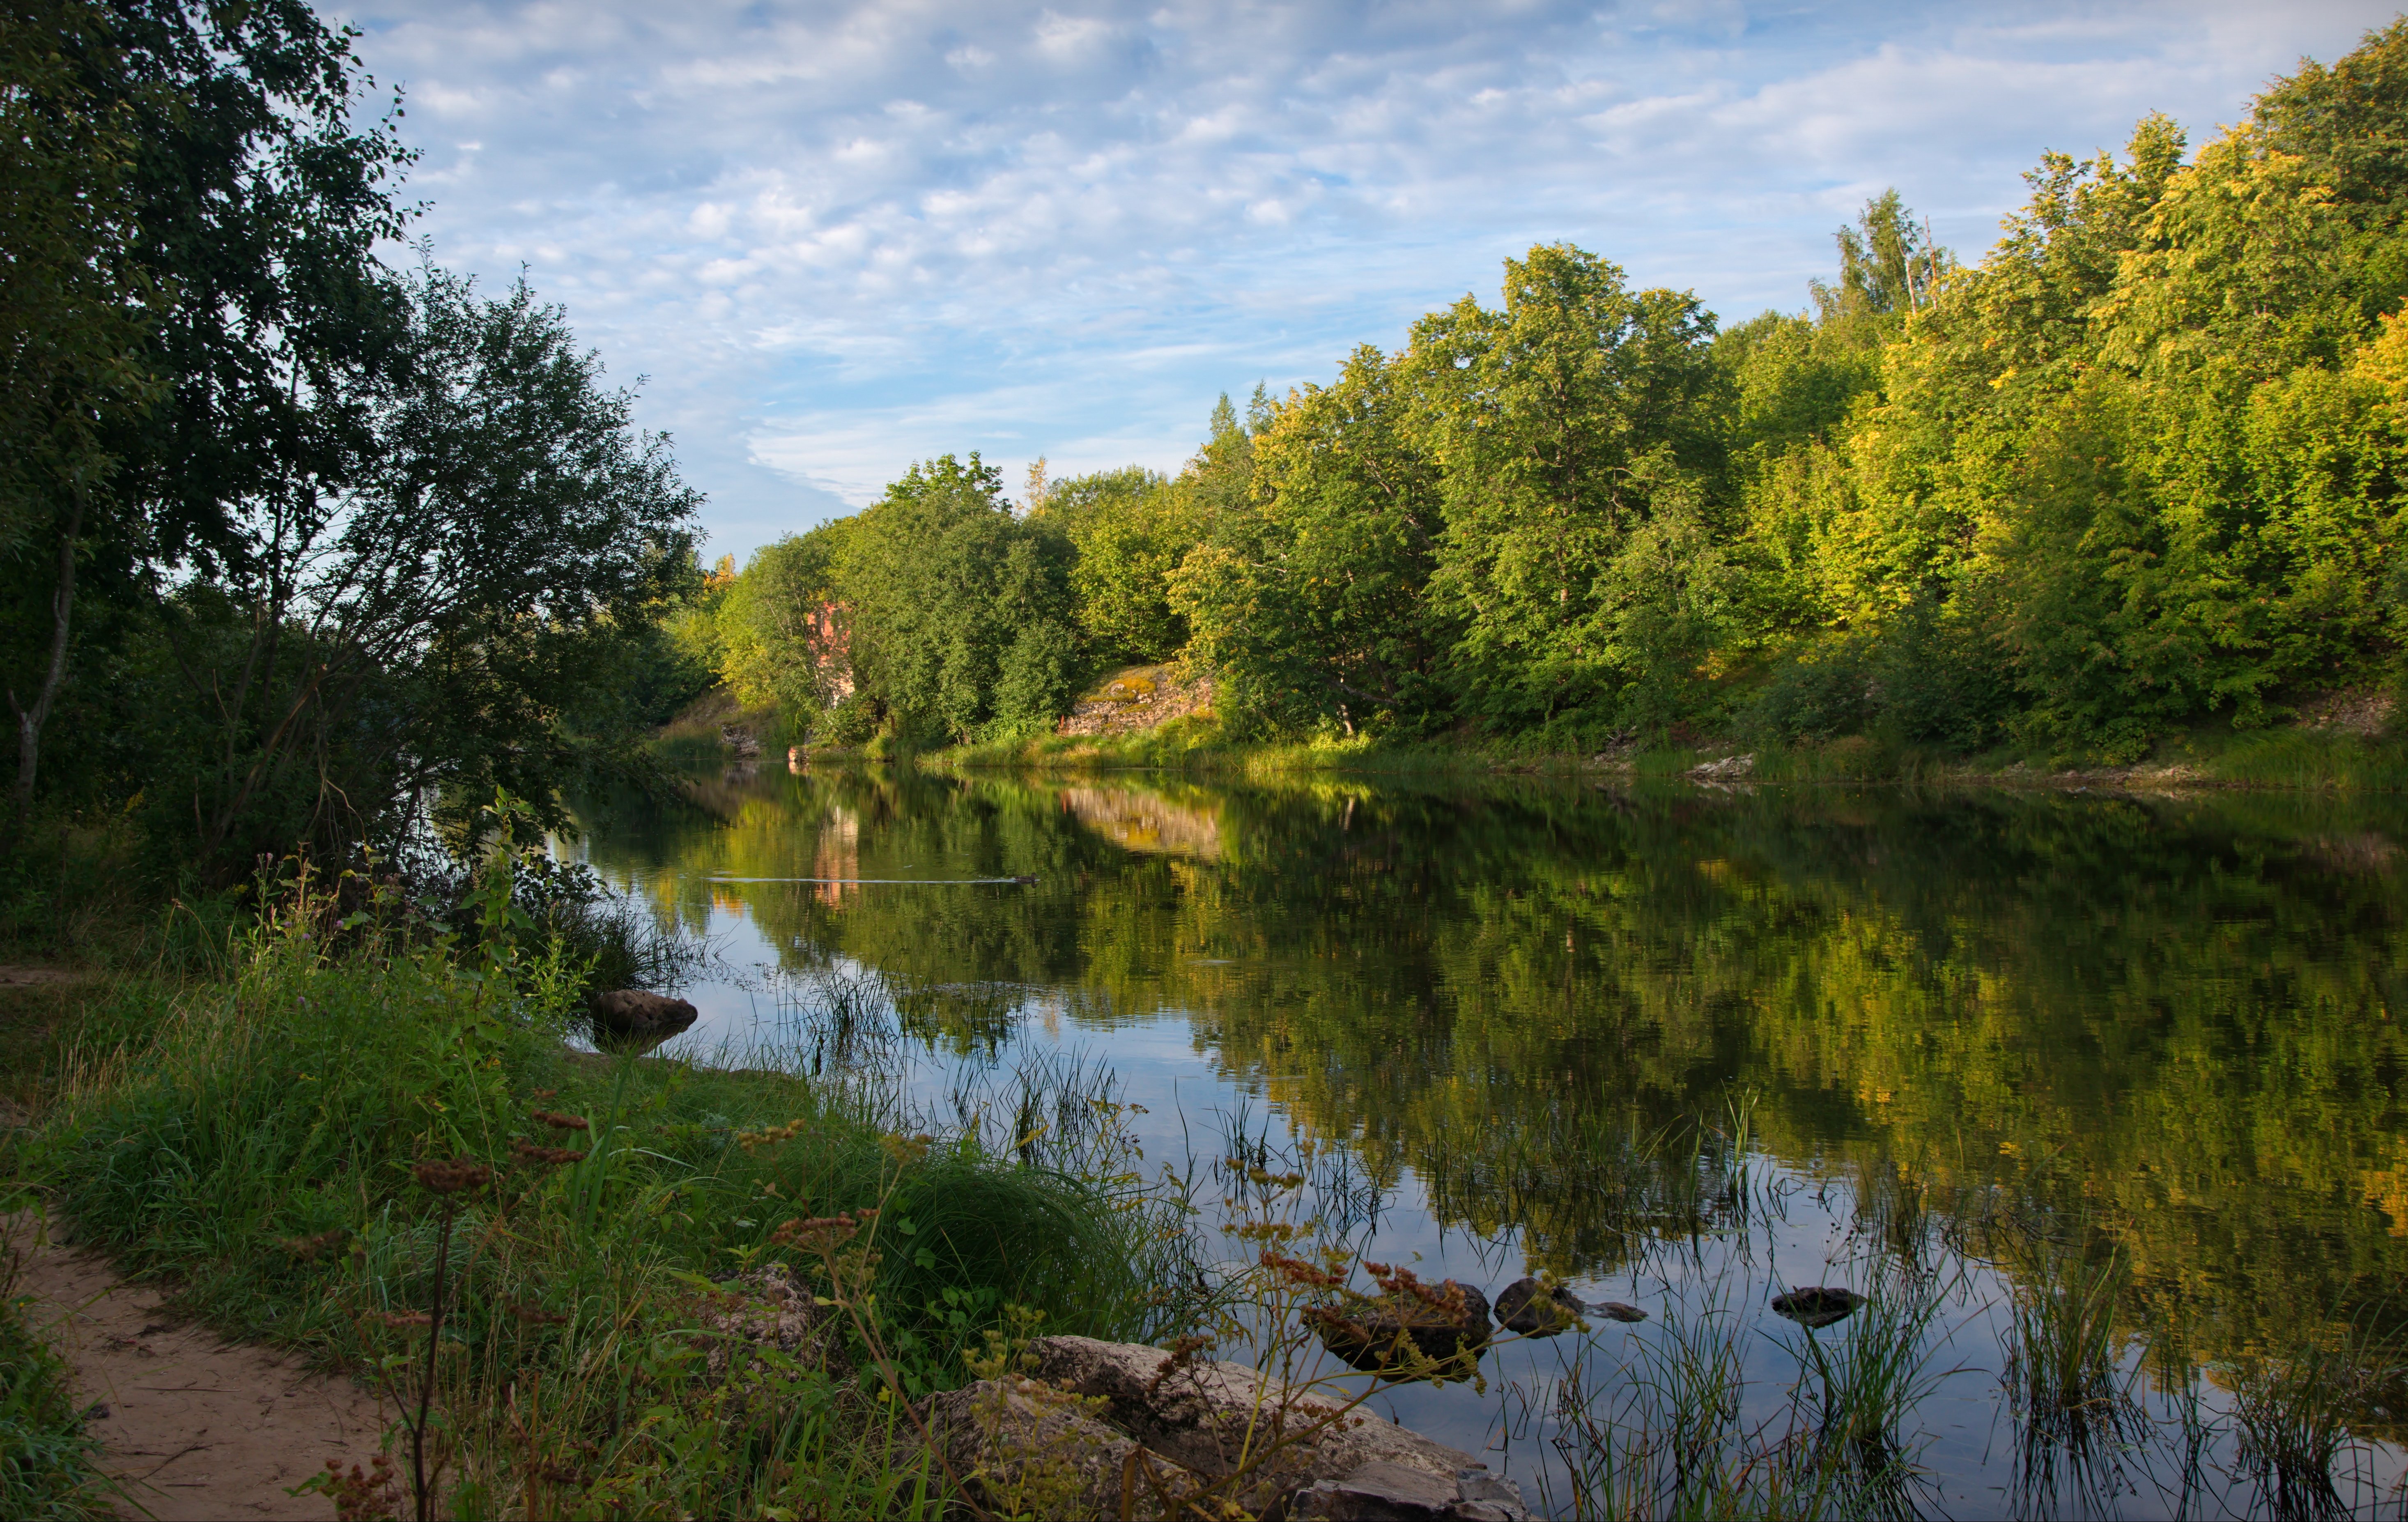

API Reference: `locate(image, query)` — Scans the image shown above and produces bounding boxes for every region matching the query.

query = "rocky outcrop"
[694,1263,842,1382]
[1690,752,1755,782]
[921,1335,1531,1520]
[1294,1461,1534,1520]
[719,723,762,757]
[920,1374,1208,1520]
[1056,665,1214,738]
[586,989,698,1052]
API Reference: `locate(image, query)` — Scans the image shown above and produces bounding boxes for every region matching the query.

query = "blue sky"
[346,0,2401,563]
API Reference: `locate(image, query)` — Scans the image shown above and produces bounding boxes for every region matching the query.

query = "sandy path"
[11,1221,390,1520]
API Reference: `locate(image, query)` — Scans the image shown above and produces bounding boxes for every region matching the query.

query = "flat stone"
[920,1376,1207,1520]
[1291,1461,1535,1521]
[1028,1335,1480,1511]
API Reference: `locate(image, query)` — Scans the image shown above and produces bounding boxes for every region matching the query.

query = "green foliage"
[837,454,1084,745]
[1172,349,1447,735]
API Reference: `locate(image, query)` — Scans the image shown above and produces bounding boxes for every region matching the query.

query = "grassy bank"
[908,713,2408,792]
[5,878,1195,1520]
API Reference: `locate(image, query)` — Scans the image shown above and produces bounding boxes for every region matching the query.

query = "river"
[567,759,2408,1518]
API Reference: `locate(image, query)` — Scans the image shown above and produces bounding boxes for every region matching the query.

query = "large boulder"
[587,989,697,1051]
[1025,1335,1526,1518]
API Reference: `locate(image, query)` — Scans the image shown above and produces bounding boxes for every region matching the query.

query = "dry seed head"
[278,1229,347,1261]
[413,1158,493,1194]
[512,1138,583,1168]
[530,1110,590,1132]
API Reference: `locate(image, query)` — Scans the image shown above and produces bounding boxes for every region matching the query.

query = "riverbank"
[0,880,1199,1519]
[864,707,2408,794]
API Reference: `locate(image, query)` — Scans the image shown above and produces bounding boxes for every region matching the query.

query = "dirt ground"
[10,1218,389,1521]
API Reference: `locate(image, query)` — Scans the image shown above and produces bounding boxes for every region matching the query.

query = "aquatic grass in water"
[2231,1314,2406,1521]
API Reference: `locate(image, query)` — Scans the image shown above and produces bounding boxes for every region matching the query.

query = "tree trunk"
[6,494,84,851]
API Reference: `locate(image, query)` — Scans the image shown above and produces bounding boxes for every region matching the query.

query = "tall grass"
[0,1227,112,1522]
[20,871,1197,1518]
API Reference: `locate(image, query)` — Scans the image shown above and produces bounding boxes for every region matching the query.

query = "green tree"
[1412,244,1730,730]
[1172,347,1448,734]
[839,454,1082,743]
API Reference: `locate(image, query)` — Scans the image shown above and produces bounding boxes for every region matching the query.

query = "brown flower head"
[512,1138,583,1169]
[412,1158,493,1195]
[531,1110,591,1132]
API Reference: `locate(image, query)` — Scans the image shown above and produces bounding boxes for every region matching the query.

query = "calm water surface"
[568,762,2408,1519]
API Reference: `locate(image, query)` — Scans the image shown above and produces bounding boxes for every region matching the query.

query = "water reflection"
[568,765,2408,1515]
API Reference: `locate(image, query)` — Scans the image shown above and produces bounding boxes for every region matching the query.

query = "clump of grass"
[2229,1314,2403,1520]
[0,1229,113,1522]
[21,862,1198,1517]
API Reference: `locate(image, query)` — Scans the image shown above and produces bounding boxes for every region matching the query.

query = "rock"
[719,724,762,757]
[1312,1280,1491,1377]
[1770,1286,1866,1329]
[693,1263,843,1383]
[1494,1277,1584,1336]
[920,1375,1207,1520]
[1293,1462,1534,1521]
[1028,1335,1484,1511]
[587,989,698,1051]
[1689,753,1756,781]
[1593,1300,1647,1323]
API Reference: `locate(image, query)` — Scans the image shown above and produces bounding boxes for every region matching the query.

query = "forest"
[684,22,2408,773]
[7,9,2408,874]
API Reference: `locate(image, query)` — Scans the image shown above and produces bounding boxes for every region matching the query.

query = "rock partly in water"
[1027,1335,1514,1515]
[1771,1286,1867,1329]
[1592,1300,1648,1324]
[1494,1277,1585,1336]
[1293,1461,1535,1521]
[587,990,698,1053]
[1312,1277,1492,1377]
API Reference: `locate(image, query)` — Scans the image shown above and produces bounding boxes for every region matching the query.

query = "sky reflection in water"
[567,763,2408,1517]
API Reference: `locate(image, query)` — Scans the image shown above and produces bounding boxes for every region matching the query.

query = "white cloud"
[347,0,2403,561]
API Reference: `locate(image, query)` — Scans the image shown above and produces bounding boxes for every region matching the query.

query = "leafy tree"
[156,266,700,864]
[0,0,160,841]
[713,524,852,716]
[838,454,1082,743]
[1412,244,1730,730]
[1172,347,1447,734]
[1036,465,1190,664]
